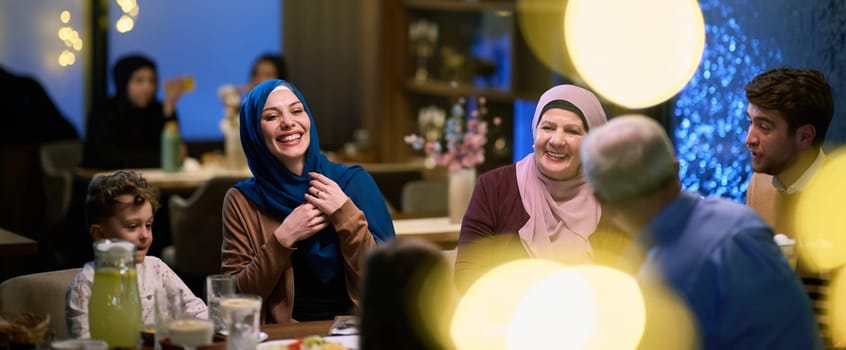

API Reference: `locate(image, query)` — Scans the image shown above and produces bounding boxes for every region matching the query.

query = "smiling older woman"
[220,80,395,323]
[453,84,630,293]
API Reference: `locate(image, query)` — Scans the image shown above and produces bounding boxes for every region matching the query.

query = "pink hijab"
[516,84,607,263]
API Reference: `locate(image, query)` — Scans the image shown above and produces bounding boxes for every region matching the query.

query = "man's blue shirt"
[635,191,822,349]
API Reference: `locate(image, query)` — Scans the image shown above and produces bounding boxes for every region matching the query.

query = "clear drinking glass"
[219,294,262,350]
[205,274,236,334]
[167,318,214,350]
[154,288,184,350]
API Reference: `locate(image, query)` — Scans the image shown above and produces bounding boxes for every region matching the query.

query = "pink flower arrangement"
[404,97,489,171]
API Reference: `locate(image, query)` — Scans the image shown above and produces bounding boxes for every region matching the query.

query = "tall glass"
[219,294,262,350]
[154,288,184,350]
[168,318,214,350]
[88,239,142,349]
[205,274,236,334]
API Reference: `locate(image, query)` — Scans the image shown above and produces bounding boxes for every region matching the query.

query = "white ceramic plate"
[257,335,359,350]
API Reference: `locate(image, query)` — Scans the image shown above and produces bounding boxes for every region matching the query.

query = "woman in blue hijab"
[221,80,395,323]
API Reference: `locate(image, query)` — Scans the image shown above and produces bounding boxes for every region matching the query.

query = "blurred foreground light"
[830,267,846,346]
[574,265,645,349]
[451,260,646,350]
[451,259,566,350]
[516,0,581,82]
[795,147,846,272]
[564,0,705,108]
[60,11,71,24]
[115,15,135,33]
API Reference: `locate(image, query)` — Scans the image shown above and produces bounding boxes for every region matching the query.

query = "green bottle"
[161,120,181,172]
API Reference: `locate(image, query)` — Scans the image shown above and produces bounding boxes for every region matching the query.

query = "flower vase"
[448,167,476,224]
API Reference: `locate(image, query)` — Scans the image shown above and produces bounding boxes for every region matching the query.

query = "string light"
[57,10,83,67]
[115,0,139,33]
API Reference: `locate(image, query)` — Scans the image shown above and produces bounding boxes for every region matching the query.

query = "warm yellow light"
[128,5,140,17]
[795,147,846,272]
[564,0,705,108]
[831,267,846,346]
[115,15,135,33]
[58,27,71,40]
[636,276,699,349]
[116,0,136,13]
[451,259,565,350]
[505,268,594,349]
[58,50,76,67]
[452,260,647,350]
[60,11,71,24]
[72,39,83,51]
[575,265,646,349]
[516,0,581,82]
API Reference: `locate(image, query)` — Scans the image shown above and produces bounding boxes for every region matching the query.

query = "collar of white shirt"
[772,148,826,194]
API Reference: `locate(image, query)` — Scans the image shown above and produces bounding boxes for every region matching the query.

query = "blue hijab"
[235,79,395,283]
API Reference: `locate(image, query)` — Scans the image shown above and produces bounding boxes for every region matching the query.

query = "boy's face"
[91,194,154,264]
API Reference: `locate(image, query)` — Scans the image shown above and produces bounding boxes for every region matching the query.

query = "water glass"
[154,288,185,350]
[219,294,262,350]
[205,274,236,334]
[167,318,214,350]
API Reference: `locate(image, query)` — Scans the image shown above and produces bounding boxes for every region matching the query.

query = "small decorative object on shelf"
[404,97,489,172]
[440,46,466,86]
[408,18,438,81]
[405,97,493,223]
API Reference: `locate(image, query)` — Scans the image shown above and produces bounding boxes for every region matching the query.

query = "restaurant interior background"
[0,0,844,278]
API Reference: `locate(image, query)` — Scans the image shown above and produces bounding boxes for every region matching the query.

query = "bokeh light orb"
[505,268,594,349]
[574,265,646,350]
[451,259,566,350]
[451,260,647,350]
[795,147,846,272]
[564,0,705,108]
[516,0,582,82]
[830,266,846,346]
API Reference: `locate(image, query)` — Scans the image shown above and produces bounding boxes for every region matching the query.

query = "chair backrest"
[39,140,83,226]
[401,179,448,215]
[169,176,243,277]
[0,268,81,340]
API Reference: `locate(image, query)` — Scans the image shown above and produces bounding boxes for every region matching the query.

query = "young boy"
[65,170,207,338]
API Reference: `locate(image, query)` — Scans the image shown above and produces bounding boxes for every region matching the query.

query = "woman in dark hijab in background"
[82,53,188,169]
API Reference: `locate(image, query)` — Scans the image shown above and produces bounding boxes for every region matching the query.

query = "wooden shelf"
[404,79,515,102]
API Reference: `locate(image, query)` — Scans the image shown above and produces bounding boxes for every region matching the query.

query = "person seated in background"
[742,67,840,347]
[81,53,188,169]
[453,84,629,293]
[221,80,395,324]
[0,64,79,145]
[358,239,456,350]
[248,53,287,90]
[65,170,207,338]
[580,115,822,349]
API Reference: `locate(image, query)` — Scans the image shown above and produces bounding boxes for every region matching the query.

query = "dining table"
[393,216,461,250]
[154,320,350,350]
[0,227,38,257]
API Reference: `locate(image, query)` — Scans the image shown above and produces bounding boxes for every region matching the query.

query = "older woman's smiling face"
[260,86,311,175]
[533,108,587,181]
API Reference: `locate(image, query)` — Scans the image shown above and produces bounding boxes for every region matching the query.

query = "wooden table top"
[0,227,38,257]
[155,320,339,350]
[393,216,461,250]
